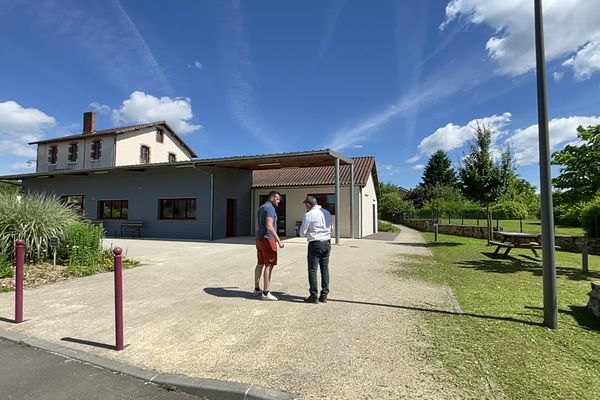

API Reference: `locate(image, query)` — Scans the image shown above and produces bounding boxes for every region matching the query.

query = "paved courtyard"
[0,227,467,399]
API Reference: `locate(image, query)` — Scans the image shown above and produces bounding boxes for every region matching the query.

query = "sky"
[1,0,599,190]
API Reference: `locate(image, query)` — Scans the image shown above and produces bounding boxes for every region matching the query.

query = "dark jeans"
[307,240,331,299]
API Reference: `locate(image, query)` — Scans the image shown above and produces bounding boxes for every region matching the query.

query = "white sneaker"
[252,289,262,297]
[260,292,278,301]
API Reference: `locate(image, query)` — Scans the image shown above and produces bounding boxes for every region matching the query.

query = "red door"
[226,199,236,237]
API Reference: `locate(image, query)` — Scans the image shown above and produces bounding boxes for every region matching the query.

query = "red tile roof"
[252,156,377,188]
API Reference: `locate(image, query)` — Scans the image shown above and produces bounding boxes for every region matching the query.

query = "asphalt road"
[0,338,198,400]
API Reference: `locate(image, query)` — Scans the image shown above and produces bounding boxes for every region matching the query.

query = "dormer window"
[168,153,177,163]
[156,128,164,143]
[68,143,78,163]
[140,145,151,164]
[91,140,102,160]
[48,146,58,164]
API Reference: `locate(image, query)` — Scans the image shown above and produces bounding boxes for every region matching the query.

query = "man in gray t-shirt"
[254,191,284,301]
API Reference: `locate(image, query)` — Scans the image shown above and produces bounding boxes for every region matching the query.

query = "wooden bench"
[120,220,143,238]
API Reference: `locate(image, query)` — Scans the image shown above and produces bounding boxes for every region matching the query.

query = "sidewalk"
[0,226,463,399]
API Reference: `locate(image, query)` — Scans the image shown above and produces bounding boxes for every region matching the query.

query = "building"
[252,157,379,238]
[1,112,378,241]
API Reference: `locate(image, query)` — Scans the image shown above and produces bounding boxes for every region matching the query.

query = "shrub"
[59,222,104,270]
[0,193,79,263]
[491,200,529,220]
[0,251,12,278]
[378,221,400,233]
[581,197,600,238]
[554,203,584,227]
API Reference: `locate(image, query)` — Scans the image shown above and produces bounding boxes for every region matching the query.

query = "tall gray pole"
[335,158,340,245]
[350,163,355,239]
[534,0,558,329]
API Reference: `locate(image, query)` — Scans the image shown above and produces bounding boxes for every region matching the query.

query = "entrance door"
[226,199,236,237]
[259,194,286,236]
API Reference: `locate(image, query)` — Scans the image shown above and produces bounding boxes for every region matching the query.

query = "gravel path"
[0,227,467,399]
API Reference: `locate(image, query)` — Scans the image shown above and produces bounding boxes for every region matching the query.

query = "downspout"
[192,163,214,241]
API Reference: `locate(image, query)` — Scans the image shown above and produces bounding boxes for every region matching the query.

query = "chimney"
[83,112,96,133]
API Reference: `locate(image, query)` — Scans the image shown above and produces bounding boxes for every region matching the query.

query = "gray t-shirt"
[256,201,277,240]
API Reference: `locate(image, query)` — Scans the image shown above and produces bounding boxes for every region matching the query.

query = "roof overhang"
[0,149,353,181]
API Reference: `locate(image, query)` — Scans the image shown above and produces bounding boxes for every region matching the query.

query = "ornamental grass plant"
[0,192,79,263]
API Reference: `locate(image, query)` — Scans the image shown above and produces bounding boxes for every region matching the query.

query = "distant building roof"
[29,121,197,158]
[252,156,379,194]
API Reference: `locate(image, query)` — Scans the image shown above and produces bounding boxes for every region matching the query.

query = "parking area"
[0,228,463,400]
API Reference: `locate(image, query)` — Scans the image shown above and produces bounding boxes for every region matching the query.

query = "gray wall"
[23,165,252,240]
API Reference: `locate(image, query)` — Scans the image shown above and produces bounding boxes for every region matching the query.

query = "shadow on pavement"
[329,298,543,327]
[61,337,117,350]
[0,316,16,323]
[203,287,305,303]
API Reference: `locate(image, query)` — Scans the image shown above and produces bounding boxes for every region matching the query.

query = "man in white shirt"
[299,196,333,304]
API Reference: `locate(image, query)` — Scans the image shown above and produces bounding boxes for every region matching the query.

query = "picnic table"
[490,231,543,258]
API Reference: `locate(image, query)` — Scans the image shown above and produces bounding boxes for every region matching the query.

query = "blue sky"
[1,0,599,190]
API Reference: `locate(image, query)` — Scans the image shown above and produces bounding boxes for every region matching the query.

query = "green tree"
[459,124,511,242]
[501,176,539,217]
[379,192,414,222]
[552,124,600,206]
[421,150,457,188]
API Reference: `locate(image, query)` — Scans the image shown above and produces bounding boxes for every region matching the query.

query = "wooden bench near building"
[120,220,144,238]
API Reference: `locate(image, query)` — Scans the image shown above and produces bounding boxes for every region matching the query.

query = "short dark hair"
[268,191,280,199]
[303,195,318,206]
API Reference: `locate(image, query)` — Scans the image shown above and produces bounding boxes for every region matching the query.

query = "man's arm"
[299,213,310,237]
[266,216,284,248]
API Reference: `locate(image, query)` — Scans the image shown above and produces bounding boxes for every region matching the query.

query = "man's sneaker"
[252,289,262,297]
[260,292,278,301]
[303,296,319,304]
[318,297,328,303]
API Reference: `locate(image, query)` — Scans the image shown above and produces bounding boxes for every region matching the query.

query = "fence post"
[15,239,25,324]
[582,241,589,274]
[434,223,439,242]
[520,218,523,233]
[113,247,124,351]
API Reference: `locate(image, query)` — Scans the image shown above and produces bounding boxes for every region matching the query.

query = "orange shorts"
[256,238,278,266]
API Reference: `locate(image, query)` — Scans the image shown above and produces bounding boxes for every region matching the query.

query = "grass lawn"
[399,233,600,400]
[378,220,401,233]
[441,218,585,236]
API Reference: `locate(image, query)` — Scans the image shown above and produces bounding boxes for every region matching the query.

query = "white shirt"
[300,205,333,242]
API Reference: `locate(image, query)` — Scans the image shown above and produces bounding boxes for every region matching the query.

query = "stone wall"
[402,219,600,255]
[588,282,600,318]
[401,220,498,239]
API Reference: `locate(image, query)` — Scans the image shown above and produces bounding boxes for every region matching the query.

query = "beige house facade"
[252,157,379,238]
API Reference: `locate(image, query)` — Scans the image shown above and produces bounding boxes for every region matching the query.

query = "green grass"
[399,233,600,400]
[378,220,401,233]
[440,218,584,236]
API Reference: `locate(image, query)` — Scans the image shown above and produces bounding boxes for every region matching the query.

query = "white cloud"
[506,115,600,166]
[441,0,600,79]
[553,71,564,81]
[111,91,202,134]
[562,40,600,80]
[0,101,55,158]
[412,164,425,171]
[407,113,512,163]
[10,162,35,171]
[188,61,203,70]
[89,102,111,114]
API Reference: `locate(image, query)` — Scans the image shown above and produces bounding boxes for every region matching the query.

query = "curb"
[0,329,300,400]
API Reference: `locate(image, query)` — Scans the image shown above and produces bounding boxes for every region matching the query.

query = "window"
[159,198,196,220]
[91,140,102,160]
[140,145,150,164]
[48,146,58,164]
[308,193,336,215]
[156,128,164,143]
[168,153,177,163]
[67,143,78,162]
[61,195,85,215]
[98,200,129,219]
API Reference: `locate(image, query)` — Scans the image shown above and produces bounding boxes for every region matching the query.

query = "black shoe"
[303,296,319,304]
[318,297,328,303]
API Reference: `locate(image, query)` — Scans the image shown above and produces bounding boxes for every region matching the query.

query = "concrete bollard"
[15,239,25,324]
[113,247,124,351]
